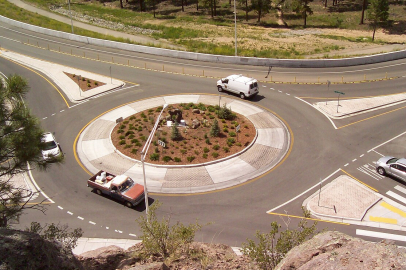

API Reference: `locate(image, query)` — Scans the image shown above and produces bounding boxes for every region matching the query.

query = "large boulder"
[275,231,406,270]
[77,245,127,270]
[0,228,84,270]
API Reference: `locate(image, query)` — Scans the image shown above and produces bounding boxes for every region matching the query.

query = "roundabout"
[76,94,291,193]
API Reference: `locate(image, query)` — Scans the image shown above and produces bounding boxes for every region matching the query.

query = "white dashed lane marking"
[78,216,84,220]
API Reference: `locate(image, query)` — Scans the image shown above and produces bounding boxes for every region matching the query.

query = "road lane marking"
[369,130,406,152]
[67,211,73,215]
[58,206,63,210]
[344,163,349,166]
[369,216,397,224]
[386,191,406,204]
[78,216,84,220]
[295,97,338,129]
[357,167,380,180]
[380,201,406,217]
[356,229,406,242]
[352,159,357,162]
[129,233,137,237]
[341,169,378,192]
[360,154,364,157]
[267,212,349,225]
[395,185,406,195]
[89,221,96,225]
[267,169,341,213]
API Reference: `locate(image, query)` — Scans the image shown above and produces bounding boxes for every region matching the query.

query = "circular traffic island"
[111,103,256,165]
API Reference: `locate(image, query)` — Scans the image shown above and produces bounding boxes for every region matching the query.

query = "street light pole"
[234,0,237,56]
[68,0,74,34]
[141,104,168,220]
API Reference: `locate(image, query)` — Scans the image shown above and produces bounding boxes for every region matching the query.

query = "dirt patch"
[111,103,256,165]
[64,72,105,92]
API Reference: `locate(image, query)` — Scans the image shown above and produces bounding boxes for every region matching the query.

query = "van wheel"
[125,201,133,208]
[95,189,102,195]
[218,86,223,92]
[377,167,386,176]
[240,93,246,99]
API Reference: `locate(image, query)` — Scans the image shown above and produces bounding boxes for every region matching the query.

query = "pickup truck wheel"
[240,93,246,99]
[217,86,223,92]
[125,201,133,208]
[95,189,102,195]
[377,167,386,176]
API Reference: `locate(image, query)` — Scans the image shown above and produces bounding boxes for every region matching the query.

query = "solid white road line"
[369,130,406,152]
[267,168,341,213]
[295,97,338,129]
[356,229,406,242]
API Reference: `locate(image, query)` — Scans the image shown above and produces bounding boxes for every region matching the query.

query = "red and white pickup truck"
[87,170,145,208]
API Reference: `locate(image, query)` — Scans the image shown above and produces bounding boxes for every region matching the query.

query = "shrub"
[174,157,182,162]
[227,138,235,144]
[119,124,126,129]
[236,142,242,146]
[140,135,147,141]
[205,138,211,145]
[229,132,236,137]
[130,116,136,120]
[128,134,135,139]
[155,147,159,153]
[244,125,248,129]
[213,144,220,150]
[194,150,200,155]
[162,131,168,136]
[140,112,146,118]
[245,134,250,137]
[212,152,219,158]
[171,123,182,141]
[124,144,132,149]
[203,147,209,153]
[125,131,134,136]
[162,156,172,162]
[187,156,195,162]
[138,126,143,131]
[82,77,86,81]
[218,104,235,120]
[117,129,124,134]
[223,127,228,133]
[180,149,187,155]
[119,135,125,140]
[119,140,126,145]
[123,121,129,125]
[131,148,138,154]
[150,153,160,161]
[223,147,229,153]
[203,153,208,158]
[208,106,215,112]
[210,119,220,137]
[87,79,90,83]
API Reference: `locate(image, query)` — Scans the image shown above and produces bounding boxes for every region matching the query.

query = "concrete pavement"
[3,49,406,254]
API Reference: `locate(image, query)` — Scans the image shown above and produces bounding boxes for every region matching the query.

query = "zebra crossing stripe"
[395,185,406,195]
[356,229,406,242]
[386,191,406,205]
[380,201,406,217]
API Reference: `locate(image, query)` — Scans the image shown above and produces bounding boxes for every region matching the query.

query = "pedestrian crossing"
[357,163,384,180]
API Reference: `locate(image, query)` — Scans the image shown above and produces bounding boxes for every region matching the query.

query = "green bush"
[218,104,235,120]
[210,119,220,137]
[212,152,219,158]
[187,156,195,162]
[229,132,236,137]
[162,156,172,162]
[213,144,220,150]
[131,148,138,154]
[203,153,208,158]
[119,135,125,140]
[223,127,228,133]
[119,124,126,129]
[140,112,146,118]
[128,134,135,139]
[117,129,124,134]
[125,131,134,136]
[223,147,229,153]
[124,144,132,149]
[227,138,235,144]
[205,138,211,145]
[150,153,160,161]
[203,147,210,153]
[171,123,182,141]
[180,149,187,155]
[129,116,136,120]
[174,157,182,162]
[194,150,200,155]
[140,135,147,141]
[119,140,126,145]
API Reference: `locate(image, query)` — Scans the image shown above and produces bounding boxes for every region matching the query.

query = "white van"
[217,74,259,99]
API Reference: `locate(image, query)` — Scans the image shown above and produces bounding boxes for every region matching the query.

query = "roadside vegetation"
[1,0,405,58]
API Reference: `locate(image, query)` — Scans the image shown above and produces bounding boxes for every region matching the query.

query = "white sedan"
[41,132,62,160]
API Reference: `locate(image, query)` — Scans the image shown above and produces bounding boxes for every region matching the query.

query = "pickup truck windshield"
[120,179,134,192]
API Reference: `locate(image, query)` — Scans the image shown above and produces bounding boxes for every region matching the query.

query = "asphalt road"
[1,20,406,246]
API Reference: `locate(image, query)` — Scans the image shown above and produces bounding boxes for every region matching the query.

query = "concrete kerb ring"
[77,94,291,193]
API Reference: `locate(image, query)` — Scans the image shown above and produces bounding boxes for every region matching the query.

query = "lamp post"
[141,104,168,219]
[234,0,237,56]
[68,0,74,34]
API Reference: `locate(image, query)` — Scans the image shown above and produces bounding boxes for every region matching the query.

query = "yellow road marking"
[341,169,378,192]
[338,105,406,129]
[267,212,350,225]
[0,55,70,108]
[369,216,397,224]
[380,201,406,217]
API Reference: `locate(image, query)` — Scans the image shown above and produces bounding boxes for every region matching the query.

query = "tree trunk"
[140,0,143,11]
[372,23,376,41]
[120,0,123,8]
[304,11,307,27]
[211,0,214,17]
[214,0,216,16]
[196,0,199,10]
[258,9,261,22]
[324,0,327,8]
[360,0,367,24]
[181,0,184,12]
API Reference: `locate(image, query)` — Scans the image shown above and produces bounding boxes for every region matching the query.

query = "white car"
[41,132,62,160]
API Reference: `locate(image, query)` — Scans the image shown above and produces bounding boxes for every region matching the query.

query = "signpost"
[158,140,165,153]
[326,80,331,105]
[334,90,345,113]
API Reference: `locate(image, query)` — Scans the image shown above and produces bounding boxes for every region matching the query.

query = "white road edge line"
[267,168,341,213]
[295,97,338,129]
[356,229,406,242]
[368,130,406,152]
[27,162,54,203]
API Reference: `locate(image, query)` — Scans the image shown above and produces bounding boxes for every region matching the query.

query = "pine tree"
[210,119,220,137]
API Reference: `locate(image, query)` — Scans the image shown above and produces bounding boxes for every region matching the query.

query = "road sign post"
[334,91,345,113]
[326,80,331,105]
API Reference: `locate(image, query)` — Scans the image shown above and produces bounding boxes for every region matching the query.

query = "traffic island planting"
[64,72,106,91]
[111,103,256,165]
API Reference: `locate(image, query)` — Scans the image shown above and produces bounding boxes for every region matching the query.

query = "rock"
[77,245,126,270]
[192,109,200,114]
[191,119,200,129]
[0,228,84,270]
[275,231,406,270]
[128,262,169,270]
[168,109,182,123]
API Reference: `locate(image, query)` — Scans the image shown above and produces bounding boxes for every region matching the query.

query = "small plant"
[223,127,228,133]
[138,126,143,131]
[205,138,211,144]
[203,153,208,158]
[244,125,248,129]
[131,148,138,154]
[213,144,220,150]
[187,156,195,162]
[128,134,135,139]
[150,153,160,161]
[245,134,250,137]
[125,131,134,136]
[223,147,229,153]
[229,132,236,137]
[236,142,242,147]
[124,144,132,149]
[180,149,187,155]
[171,122,182,141]
[87,79,90,83]
[123,121,129,124]
[155,147,159,153]
[194,150,200,155]
[119,140,126,145]
[140,135,147,141]
[212,152,219,158]
[223,124,229,128]
[221,119,226,123]
[117,129,124,134]
[162,156,172,162]
[203,147,209,153]
[119,135,125,140]
[162,131,168,136]
[119,124,126,129]
[140,112,146,118]
[130,116,135,121]
[87,83,91,87]
[72,74,76,77]
[82,77,86,81]
[174,157,182,162]
[210,119,220,137]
